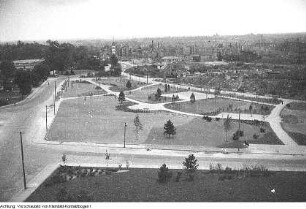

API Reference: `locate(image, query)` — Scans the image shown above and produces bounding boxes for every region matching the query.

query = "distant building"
[13,59,44,71]
[161,56,182,64]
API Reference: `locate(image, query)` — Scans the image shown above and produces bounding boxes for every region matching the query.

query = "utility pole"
[238,110,241,131]
[123,123,127,148]
[46,105,48,130]
[19,132,26,190]
[54,81,56,115]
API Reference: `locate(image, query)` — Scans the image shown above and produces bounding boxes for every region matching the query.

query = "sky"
[0,0,306,42]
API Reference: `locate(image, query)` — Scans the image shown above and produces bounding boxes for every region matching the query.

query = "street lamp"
[123,123,127,148]
[19,132,26,189]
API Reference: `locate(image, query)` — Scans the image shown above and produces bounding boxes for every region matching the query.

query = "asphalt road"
[0,77,65,201]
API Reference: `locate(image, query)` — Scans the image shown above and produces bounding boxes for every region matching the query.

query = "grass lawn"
[286,132,306,146]
[48,96,280,146]
[281,105,306,139]
[47,96,195,144]
[286,102,306,111]
[95,77,147,92]
[27,167,306,202]
[145,118,281,147]
[164,98,251,115]
[62,82,107,98]
[127,84,187,104]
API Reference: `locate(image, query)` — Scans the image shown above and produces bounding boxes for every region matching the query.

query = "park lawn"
[95,77,147,92]
[26,167,306,202]
[127,84,187,104]
[0,89,24,106]
[62,82,107,98]
[145,118,280,147]
[47,96,194,144]
[281,105,306,145]
[286,102,306,111]
[164,98,251,115]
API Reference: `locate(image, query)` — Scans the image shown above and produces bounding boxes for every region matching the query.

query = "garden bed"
[26,166,306,202]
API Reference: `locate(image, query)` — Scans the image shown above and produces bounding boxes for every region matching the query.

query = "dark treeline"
[0,40,121,104]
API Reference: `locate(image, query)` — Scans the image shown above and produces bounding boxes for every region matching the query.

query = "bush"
[253,134,259,139]
[175,172,182,182]
[203,115,212,122]
[95,86,102,90]
[215,117,220,121]
[260,127,266,133]
[158,164,172,183]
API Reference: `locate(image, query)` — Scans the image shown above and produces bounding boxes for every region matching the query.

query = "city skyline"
[1,0,306,42]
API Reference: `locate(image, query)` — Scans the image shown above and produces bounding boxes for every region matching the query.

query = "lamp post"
[123,123,127,148]
[19,132,26,189]
[54,81,56,115]
[46,105,48,130]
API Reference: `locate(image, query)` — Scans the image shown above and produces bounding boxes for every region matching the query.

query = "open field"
[95,77,147,92]
[281,102,306,145]
[27,167,306,202]
[62,81,107,98]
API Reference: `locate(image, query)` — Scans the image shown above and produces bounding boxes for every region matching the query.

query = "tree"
[126,80,132,89]
[134,115,143,140]
[164,84,168,92]
[155,88,162,100]
[223,115,232,142]
[0,60,16,91]
[190,92,195,103]
[249,104,253,116]
[164,120,176,138]
[14,70,32,96]
[118,91,125,104]
[110,54,118,67]
[183,154,199,181]
[31,62,50,86]
[157,163,172,183]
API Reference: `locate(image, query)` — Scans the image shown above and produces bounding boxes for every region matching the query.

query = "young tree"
[157,163,172,183]
[134,114,143,140]
[164,120,176,138]
[126,80,132,89]
[190,92,195,103]
[155,88,162,100]
[249,104,253,116]
[118,91,125,104]
[164,84,168,92]
[223,115,232,142]
[183,154,199,181]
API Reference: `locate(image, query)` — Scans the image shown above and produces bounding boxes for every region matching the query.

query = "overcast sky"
[1,0,306,42]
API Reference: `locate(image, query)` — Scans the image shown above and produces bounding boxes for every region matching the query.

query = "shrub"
[175,172,182,182]
[253,134,259,139]
[158,164,172,183]
[95,86,102,90]
[260,127,266,133]
[215,117,220,121]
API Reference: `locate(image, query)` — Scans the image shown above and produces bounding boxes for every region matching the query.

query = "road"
[1,67,306,202]
[0,77,65,201]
